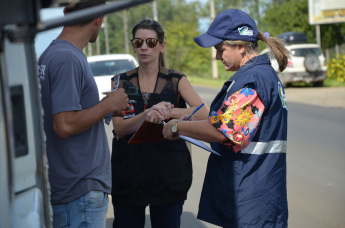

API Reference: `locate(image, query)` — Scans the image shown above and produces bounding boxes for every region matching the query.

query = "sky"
[34,0,210,57]
[35,8,64,57]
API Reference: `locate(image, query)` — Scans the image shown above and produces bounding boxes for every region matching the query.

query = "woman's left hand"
[148,102,174,119]
[145,109,165,124]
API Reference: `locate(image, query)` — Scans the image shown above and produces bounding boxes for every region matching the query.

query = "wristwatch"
[171,120,180,135]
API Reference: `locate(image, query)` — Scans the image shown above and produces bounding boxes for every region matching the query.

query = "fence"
[325,43,345,62]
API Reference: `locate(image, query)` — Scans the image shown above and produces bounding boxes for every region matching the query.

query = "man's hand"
[102,88,129,117]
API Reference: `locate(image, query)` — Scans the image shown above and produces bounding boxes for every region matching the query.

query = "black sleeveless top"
[111,67,193,206]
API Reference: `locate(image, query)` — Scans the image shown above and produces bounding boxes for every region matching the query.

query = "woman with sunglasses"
[110,18,208,228]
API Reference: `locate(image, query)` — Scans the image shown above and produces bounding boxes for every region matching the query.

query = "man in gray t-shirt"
[38,2,129,227]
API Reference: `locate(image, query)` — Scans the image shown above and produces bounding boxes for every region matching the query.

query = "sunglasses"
[131,38,161,48]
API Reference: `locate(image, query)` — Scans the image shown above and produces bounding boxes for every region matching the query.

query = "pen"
[184,103,204,121]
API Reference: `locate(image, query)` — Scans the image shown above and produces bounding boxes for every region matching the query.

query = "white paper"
[178,135,221,156]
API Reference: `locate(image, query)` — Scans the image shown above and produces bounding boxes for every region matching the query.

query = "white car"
[88,54,139,99]
[261,43,327,87]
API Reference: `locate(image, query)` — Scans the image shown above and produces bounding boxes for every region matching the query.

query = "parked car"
[88,54,139,99]
[260,32,327,87]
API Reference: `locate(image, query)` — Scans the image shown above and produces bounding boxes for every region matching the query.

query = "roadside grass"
[188,75,345,88]
[323,77,345,87]
[187,63,235,87]
[187,76,224,87]
[291,77,345,87]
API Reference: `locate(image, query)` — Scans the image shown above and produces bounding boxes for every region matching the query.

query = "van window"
[10,86,28,157]
[291,48,322,57]
[89,59,136,76]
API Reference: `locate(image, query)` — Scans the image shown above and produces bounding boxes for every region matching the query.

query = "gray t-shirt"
[38,39,111,206]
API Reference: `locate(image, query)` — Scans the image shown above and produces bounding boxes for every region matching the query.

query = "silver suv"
[261,33,327,87]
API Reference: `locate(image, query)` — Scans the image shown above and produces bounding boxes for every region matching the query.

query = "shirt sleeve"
[51,60,84,115]
[209,86,265,153]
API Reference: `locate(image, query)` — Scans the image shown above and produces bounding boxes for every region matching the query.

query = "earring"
[240,51,243,54]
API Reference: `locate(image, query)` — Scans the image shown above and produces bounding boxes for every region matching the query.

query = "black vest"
[111,69,193,206]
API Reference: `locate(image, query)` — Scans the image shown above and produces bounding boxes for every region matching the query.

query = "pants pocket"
[85,191,108,209]
[52,204,70,228]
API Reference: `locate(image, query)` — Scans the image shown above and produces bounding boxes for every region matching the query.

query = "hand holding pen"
[183,103,204,121]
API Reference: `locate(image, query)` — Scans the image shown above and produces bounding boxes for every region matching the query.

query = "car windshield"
[89,59,136,76]
[291,48,322,57]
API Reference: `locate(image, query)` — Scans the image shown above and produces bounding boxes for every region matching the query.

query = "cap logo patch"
[238,26,253,36]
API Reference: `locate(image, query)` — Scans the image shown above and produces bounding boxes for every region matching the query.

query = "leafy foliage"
[165,21,210,75]
[327,55,345,83]
[89,0,210,76]
[89,0,345,80]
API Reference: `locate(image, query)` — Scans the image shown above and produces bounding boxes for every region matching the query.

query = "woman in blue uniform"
[163,9,290,228]
[110,18,209,228]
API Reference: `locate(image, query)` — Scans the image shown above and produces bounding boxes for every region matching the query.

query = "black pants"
[112,201,184,228]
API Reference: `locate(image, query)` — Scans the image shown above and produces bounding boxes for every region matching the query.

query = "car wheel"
[304,54,320,72]
[313,81,324,87]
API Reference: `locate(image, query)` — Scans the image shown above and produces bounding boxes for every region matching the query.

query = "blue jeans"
[113,201,184,228]
[52,191,109,228]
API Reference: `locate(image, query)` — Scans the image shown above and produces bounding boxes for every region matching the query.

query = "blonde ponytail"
[257,31,290,72]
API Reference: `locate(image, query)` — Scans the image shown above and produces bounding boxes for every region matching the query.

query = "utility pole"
[153,0,158,21]
[123,9,129,54]
[88,43,92,56]
[104,15,110,54]
[96,37,100,55]
[316,24,321,47]
[210,0,218,79]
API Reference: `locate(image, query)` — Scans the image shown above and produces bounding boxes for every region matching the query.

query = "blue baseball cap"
[194,9,259,47]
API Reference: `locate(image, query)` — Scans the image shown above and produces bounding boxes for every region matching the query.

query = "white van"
[0,1,152,227]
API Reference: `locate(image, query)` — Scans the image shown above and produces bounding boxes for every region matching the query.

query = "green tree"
[212,0,270,29]
[158,0,210,75]
[96,0,211,76]
[165,21,210,76]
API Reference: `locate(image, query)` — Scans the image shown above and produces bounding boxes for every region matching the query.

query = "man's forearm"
[53,101,112,138]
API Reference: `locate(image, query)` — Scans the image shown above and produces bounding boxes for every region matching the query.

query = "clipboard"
[128,120,169,144]
[178,135,221,156]
[128,120,221,156]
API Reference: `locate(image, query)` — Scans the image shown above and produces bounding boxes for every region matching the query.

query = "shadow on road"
[106,211,210,228]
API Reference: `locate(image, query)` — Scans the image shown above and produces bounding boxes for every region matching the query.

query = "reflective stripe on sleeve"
[241,140,287,155]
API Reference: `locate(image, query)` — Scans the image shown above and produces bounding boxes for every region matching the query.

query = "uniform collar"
[227,54,270,82]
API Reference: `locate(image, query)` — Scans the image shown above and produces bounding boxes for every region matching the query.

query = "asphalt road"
[105,85,345,228]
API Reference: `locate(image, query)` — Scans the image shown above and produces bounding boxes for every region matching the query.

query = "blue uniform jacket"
[197,55,288,228]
